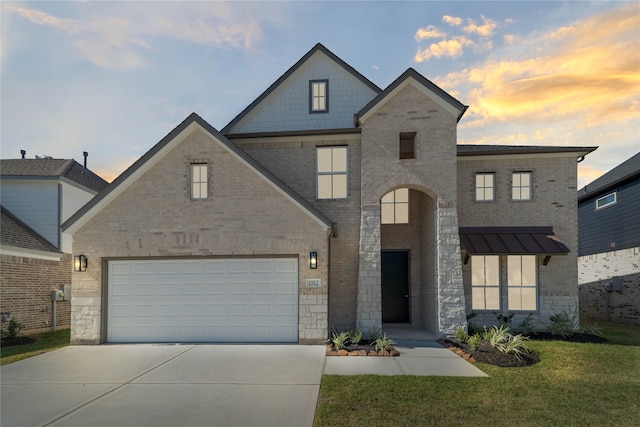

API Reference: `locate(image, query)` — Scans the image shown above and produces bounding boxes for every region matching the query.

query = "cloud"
[415,25,445,40]
[415,36,473,62]
[435,3,640,130]
[5,3,276,70]
[463,16,497,37]
[442,15,462,26]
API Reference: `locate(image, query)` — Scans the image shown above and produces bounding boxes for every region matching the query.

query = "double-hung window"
[191,163,208,200]
[381,188,409,224]
[512,172,532,200]
[507,255,537,310]
[475,173,495,201]
[317,146,347,199]
[310,80,328,113]
[471,255,500,310]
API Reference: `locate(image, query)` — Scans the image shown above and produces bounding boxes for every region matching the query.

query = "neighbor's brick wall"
[457,156,581,329]
[578,247,640,323]
[0,253,71,333]
[71,128,330,344]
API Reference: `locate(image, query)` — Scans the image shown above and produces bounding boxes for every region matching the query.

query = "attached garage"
[107,258,299,343]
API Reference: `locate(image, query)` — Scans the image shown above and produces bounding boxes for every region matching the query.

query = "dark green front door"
[382,251,410,323]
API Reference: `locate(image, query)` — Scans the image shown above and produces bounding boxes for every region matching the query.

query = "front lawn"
[1,328,70,365]
[315,321,640,426]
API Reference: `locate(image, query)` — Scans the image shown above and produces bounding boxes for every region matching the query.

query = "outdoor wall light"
[74,255,87,272]
[310,252,318,269]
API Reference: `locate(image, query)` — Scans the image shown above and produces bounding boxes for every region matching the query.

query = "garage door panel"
[108,258,298,343]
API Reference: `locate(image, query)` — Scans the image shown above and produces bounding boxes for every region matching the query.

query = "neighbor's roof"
[62,113,334,234]
[459,226,570,255]
[357,68,468,124]
[578,152,640,201]
[457,145,597,157]
[221,43,381,134]
[0,205,61,254]
[0,158,109,193]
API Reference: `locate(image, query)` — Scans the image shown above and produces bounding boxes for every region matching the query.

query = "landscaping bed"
[325,343,399,357]
[439,338,540,367]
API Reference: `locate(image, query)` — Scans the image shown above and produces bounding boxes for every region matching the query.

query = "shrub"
[331,331,349,350]
[548,311,576,338]
[454,326,468,343]
[517,314,536,335]
[482,325,511,348]
[581,323,603,337]
[468,334,482,351]
[1,318,24,339]
[368,327,382,341]
[496,313,514,328]
[348,329,363,345]
[496,334,530,360]
[374,333,395,352]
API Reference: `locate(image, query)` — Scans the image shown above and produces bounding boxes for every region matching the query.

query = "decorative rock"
[337,349,348,356]
[390,349,400,356]
[348,351,359,356]
[358,350,367,356]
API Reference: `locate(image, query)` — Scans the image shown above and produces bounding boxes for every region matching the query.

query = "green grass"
[1,328,70,365]
[315,321,640,426]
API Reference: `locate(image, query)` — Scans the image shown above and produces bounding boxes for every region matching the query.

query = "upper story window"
[507,255,537,310]
[596,192,616,210]
[310,80,328,113]
[471,255,500,310]
[381,188,409,224]
[512,172,532,201]
[399,132,416,159]
[191,163,208,200]
[475,173,495,201]
[317,146,347,199]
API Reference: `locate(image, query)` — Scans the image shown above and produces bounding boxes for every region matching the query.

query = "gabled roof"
[459,226,570,255]
[578,152,640,200]
[221,43,381,134]
[62,113,334,234]
[357,68,468,124]
[0,158,108,193]
[457,145,597,157]
[1,205,61,254]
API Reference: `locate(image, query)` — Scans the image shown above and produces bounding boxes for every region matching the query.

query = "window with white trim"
[317,146,347,199]
[512,172,532,200]
[507,255,537,310]
[471,255,500,310]
[475,173,495,201]
[381,188,409,224]
[310,80,328,113]
[596,192,616,210]
[191,163,208,200]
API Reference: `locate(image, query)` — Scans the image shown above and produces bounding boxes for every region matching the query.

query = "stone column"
[356,204,382,334]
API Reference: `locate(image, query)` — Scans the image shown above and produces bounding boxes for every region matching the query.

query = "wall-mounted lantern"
[310,252,317,269]
[74,255,87,272]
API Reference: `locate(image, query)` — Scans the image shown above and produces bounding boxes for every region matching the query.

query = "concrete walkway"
[324,340,488,377]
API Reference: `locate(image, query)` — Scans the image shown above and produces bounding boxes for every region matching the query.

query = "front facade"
[63,44,595,344]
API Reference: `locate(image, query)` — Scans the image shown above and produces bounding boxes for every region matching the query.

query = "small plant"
[484,325,511,348]
[454,326,469,343]
[548,311,576,338]
[496,313,515,328]
[348,329,363,345]
[374,333,394,352]
[517,314,536,335]
[468,333,482,351]
[368,327,382,341]
[580,323,603,337]
[497,334,530,360]
[1,318,24,340]
[330,331,349,350]
[466,312,479,335]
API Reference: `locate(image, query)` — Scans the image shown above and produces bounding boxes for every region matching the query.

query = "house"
[0,155,109,333]
[61,43,596,344]
[577,152,640,323]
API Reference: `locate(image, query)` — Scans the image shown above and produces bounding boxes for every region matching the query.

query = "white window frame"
[596,192,617,210]
[475,173,495,201]
[471,255,500,310]
[381,188,409,224]
[191,163,208,200]
[512,171,532,201]
[507,255,538,311]
[310,80,328,113]
[316,146,347,200]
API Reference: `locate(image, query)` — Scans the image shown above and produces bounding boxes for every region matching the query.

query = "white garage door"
[107,258,298,343]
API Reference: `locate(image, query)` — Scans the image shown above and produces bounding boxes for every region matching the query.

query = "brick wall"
[0,253,71,333]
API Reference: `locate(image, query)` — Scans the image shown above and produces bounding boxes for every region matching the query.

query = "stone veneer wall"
[0,253,71,333]
[578,247,640,323]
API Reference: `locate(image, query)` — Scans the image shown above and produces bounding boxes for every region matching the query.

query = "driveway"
[0,344,325,427]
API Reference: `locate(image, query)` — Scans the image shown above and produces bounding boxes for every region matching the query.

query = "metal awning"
[459,227,570,264]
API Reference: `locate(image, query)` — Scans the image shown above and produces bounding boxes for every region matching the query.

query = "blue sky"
[1,1,638,187]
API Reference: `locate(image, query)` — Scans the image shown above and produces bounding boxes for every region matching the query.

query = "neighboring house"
[0,156,108,333]
[61,43,596,345]
[577,152,640,323]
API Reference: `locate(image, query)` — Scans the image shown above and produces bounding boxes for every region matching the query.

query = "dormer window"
[310,80,328,113]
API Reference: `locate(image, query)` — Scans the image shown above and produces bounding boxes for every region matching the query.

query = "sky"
[1,1,638,189]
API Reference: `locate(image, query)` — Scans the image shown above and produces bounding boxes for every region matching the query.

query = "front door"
[381,251,410,323]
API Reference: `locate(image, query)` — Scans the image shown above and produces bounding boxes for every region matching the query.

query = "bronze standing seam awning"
[459,226,570,265]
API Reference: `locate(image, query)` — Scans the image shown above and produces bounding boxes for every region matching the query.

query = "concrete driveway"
[0,344,325,427]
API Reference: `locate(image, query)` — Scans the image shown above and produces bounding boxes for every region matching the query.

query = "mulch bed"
[1,336,36,347]
[326,343,399,357]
